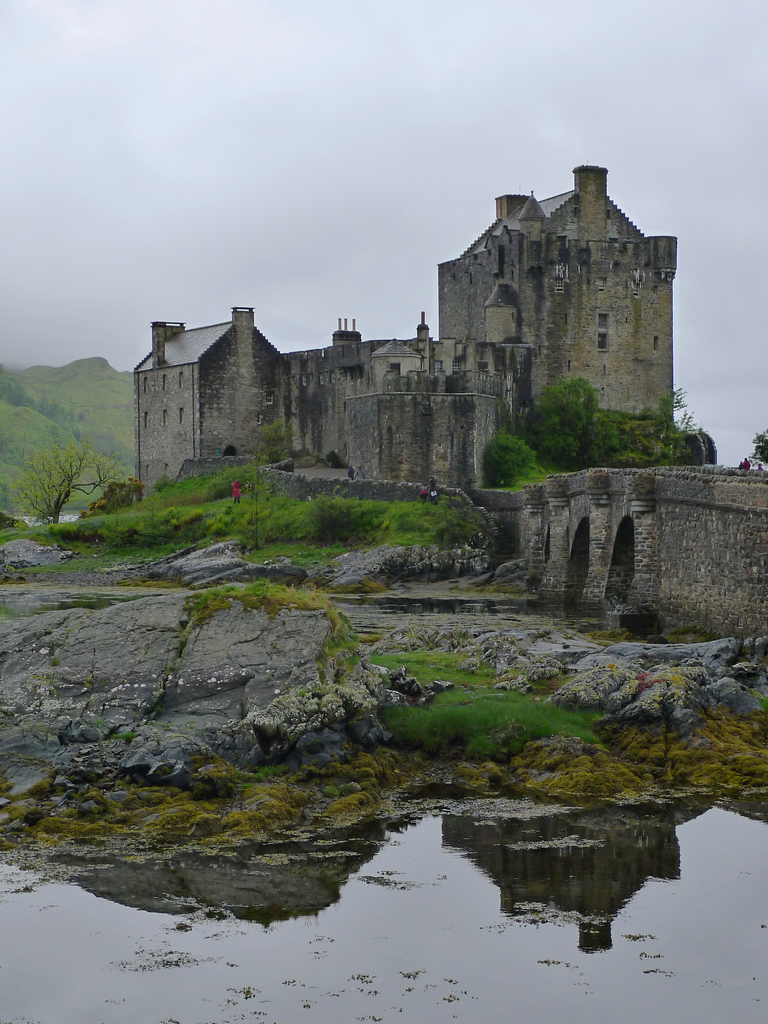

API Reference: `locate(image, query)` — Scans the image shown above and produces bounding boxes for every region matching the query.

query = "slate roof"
[135,322,232,371]
[519,193,545,220]
[466,189,576,255]
[371,339,421,358]
[484,282,519,308]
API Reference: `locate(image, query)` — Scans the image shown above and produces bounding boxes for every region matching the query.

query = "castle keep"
[135,166,676,490]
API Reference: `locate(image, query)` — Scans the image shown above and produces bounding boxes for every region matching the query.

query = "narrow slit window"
[179,407,184,424]
[162,409,168,426]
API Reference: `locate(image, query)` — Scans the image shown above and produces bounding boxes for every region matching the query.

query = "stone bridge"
[503,466,768,635]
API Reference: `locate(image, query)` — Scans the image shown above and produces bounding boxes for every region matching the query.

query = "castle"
[134,165,676,491]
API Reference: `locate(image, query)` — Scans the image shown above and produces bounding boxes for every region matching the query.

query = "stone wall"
[346,390,498,490]
[260,467,470,505]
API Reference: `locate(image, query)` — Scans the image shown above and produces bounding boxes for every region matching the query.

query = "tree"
[482,432,537,487]
[752,430,768,464]
[15,440,123,522]
[529,378,600,470]
[254,419,294,465]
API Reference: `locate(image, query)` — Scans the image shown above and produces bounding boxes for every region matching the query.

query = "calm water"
[2,803,768,1023]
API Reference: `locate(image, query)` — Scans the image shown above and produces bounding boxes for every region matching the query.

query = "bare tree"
[15,440,123,523]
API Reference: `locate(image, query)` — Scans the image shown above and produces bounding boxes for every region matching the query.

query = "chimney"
[332,317,362,347]
[151,321,185,368]
[495,194,528,220]
[416,311,430,345]
[573,165,608,240]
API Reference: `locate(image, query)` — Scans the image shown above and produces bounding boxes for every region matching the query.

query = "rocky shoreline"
[0,539,767,858]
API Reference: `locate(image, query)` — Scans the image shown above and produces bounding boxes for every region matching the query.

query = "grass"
[382,687,601,760]
[34,471,486,560]
[370,651,496,689]
[371,649,600,760]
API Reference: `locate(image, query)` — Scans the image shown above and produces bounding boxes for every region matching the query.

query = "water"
[0,586,158,620]
[2,803,767,1023]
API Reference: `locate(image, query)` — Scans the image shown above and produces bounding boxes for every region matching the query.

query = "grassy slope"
[16,357,134,455]
[0,358,134,508]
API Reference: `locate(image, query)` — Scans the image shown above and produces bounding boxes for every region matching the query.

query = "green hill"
[0,358,134,510]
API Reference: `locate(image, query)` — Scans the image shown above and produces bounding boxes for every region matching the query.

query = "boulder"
[144,541,307,587]
[0,539,72,568]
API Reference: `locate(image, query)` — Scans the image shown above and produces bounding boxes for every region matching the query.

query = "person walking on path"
[355,465,365,480]
[231,479,242,503]
[347,465,355,480]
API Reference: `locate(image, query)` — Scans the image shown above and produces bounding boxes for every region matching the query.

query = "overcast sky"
[0,0,765,464]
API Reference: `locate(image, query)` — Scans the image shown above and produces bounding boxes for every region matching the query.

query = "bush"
[431,498,484,546]
[482,433,537,487]
[325,450,342,468]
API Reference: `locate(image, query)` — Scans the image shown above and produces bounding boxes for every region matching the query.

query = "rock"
[492,559,529,587]
[704,679,763,716]
[0,539,73,568]
[144,541,307,587]
[314,544,491,587]
[572,638,742,674]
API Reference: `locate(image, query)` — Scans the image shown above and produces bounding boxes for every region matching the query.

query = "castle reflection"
[441,806,696,952]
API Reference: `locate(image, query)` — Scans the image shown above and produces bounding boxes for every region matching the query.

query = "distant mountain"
[0,357,134,509]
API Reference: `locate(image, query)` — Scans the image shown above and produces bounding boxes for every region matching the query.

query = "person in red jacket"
[231,480,242,503]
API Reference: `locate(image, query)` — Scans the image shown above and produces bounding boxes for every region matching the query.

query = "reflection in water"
[442,806,696,952]
[57,825,387,922]
[2,806,768,1024]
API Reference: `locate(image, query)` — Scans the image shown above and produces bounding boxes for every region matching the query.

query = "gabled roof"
[464,189,576,256]
[135,322,232,371]
[371,339,421,358]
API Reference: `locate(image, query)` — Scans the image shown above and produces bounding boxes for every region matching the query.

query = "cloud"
[0,0,765,463]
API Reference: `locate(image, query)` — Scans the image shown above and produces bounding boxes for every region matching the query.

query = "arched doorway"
[223,445,237,456]
[605,515,635,602]
[565,517,590,600]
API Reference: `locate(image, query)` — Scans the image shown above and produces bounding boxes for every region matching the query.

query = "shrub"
[431,498,484,546]
[482,433,537,487]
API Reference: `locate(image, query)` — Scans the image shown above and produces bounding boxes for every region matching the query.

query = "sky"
[0,0,765,466]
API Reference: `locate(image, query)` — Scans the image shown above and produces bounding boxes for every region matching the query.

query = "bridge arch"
[605,515,635,602]
[565,516,590,600]
[223,444,238,456]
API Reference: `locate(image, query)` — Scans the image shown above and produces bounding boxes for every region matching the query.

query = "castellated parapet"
[135,165,676,491]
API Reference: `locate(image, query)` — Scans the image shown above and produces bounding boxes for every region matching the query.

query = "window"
[478,361,488,371]
[434,359,443,372]
[452,359,461,373]
[162,375,166,391]
[178,371,183,387]
[143,377,147,393]
[606,208,612,221]
[143,411,148,428]
[598,313,608,329]
[389,362,401,373]
[568,359,571,372]
[598,278,606,291]
[179,407,184,424]
[554,278,564,293]
[320,373,325,384]
[301,374,307,386]
[257,412,263,425]
[162,409,168,426]
[164,463,169,474]
[330,371,335,383]
[266,393,274,405]
[597,332,608,350]
[653,336,659,351]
